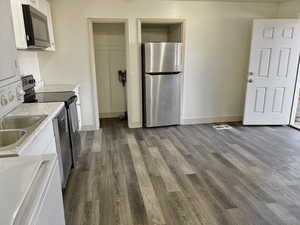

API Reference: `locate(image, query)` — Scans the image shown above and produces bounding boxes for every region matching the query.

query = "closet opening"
[91,22,128,128]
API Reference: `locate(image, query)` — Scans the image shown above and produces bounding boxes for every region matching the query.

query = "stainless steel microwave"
[22,4,50,49]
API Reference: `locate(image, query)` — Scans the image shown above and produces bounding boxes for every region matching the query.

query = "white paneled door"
[243,20,300,125]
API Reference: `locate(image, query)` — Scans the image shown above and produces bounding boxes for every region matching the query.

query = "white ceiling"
[168,0,293,3]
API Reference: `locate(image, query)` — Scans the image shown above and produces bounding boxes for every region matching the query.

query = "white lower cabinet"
[35,161,66,225]
[20,120,66,188]
[21,122,56,155]
[44,138,56,154]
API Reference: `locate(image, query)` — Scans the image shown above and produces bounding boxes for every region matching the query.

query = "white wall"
[38,0,279,129]
[168,24,182,42]
[17,52,43,88]
[278,0,300,18]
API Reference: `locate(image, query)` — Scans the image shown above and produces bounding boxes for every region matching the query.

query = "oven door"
[22,4,50,48]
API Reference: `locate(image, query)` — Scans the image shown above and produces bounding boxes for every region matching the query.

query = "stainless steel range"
[21,75,81,182]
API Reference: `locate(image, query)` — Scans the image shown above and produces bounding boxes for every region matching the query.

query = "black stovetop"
[24,91,77,106]
[35,91,76,103]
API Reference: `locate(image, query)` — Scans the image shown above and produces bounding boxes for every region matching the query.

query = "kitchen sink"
[0,115,47,130]
[0,115,47,152]
[0,130,27,150]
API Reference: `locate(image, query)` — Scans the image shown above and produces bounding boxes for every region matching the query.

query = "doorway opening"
[91,22,128,128]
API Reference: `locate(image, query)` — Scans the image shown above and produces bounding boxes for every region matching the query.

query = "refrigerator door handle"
[146,71,182,75]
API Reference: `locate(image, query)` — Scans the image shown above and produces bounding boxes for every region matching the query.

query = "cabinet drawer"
[21,122,55,155]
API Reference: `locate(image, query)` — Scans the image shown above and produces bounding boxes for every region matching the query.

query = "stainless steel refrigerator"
[142,42,183,127]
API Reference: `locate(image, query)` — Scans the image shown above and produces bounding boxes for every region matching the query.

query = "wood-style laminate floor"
[64,119,300,225]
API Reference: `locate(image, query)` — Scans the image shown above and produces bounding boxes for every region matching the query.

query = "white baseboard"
[81,121,141,130]
[181,115,242,125]
[99,112,125,118]
[126,116,242,128]
[82,116,242,130]
[129,121,142,128]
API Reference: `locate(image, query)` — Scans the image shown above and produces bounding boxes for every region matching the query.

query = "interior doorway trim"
[87,18,129,129]
[290,57,300,127]
[136,18,187,125]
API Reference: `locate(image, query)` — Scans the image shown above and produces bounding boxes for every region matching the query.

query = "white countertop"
[36,84,79,93]
[0,102,64,157]
[8,102,64,117]
[0,154,57,225]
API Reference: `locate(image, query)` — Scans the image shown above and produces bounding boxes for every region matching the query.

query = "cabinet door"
[22,0,39,8]
[10,0,27,49]
[21,122,55,155]
[45,0,55,51]
[35,162,66,225]
[38,0,48,14]
[0,0,19,81]
[39,0,55,51]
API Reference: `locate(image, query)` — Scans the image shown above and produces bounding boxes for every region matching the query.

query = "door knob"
[248,79,253,83]
[249,72,254,76]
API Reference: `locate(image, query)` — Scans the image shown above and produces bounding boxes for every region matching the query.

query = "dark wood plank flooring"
[64,119,300,225]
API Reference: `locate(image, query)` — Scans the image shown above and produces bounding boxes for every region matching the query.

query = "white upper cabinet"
[46,1,55,51]
[39,0,55,51]
[10,0,56,51]
[0,0,19,82]
[37,0,47,14]
[22,0,39,9]
[10,0,27,49]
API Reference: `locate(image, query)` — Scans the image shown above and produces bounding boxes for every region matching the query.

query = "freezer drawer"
[144,42,183,73]
[144,74,181,127]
